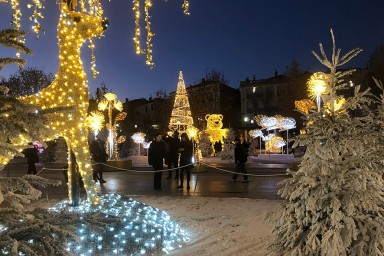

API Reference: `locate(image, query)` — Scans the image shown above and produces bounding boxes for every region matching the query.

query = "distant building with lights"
[169,79,241,129]
[240,74,289,126]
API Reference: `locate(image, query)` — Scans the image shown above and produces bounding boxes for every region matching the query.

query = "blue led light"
[49,193,189,255]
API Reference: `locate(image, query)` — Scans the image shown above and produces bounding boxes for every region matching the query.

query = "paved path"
[2,157,298,200]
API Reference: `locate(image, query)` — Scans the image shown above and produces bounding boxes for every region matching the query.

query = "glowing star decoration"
[86,111,104,139]
[169,71,194,133]
[49,193,190,255]
[295,99,316,114]
[307,72,328,112]
[131,132,146,156]
[265,135,286,153]
[98,93,123,159]
[18,5,108,204]
[204,114,228,156]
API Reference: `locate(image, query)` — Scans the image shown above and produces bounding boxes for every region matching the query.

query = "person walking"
[23,142,39,175]
[178,133,194,190]
[148,133,166,190]
[231,137,249,182]
[166,131,180,180]
[90,137,108,183]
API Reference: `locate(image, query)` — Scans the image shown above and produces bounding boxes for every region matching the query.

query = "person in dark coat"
[90,138,108,183]
[23,142,39,175]
[178,133,194,190]
[148,133,166,190]
[166,131,180,180]
[231,137,249,182]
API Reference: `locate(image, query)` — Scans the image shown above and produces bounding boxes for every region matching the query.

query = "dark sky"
[1,0,384,100]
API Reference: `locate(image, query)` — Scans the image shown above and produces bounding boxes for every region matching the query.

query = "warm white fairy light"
[144,0,154,68]
[18,5,107,204]
[249,129,263,138]
[169,71,194,133]
[131,132,146,144]
[277,116,296,130]
[86,111,104,138]
[50,194,190,255]
[133,0,143,55]
[182,0,190,15]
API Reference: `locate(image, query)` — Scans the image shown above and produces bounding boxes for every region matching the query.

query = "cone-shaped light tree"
[169,71,194,133]
[268,30,384,256]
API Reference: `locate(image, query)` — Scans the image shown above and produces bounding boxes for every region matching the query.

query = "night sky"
[1,0,384,100]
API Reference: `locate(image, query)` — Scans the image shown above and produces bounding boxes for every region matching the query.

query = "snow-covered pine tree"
[197,131,212,158]
[219,128,235,160]
[53,137,68,162]
[268,30,384,256]
[0,28,31,71]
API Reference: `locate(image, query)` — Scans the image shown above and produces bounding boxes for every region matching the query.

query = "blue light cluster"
[50,193,189,255]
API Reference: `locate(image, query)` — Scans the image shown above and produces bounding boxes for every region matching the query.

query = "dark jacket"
[24,146,39,164]
[148,140,166,169]
[235,142,247,163]
[168,136,180,157]
[179,139,193,166]
[90,139,108,163]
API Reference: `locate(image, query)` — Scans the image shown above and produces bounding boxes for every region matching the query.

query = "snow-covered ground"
[131,196,281,256]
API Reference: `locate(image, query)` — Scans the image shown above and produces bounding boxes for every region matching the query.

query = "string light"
[18,5,107,204]
[182,0,190,15]
[0,194,189,255]
[144,0,154,68]
[88,38,99,78]
[133,0,143,54]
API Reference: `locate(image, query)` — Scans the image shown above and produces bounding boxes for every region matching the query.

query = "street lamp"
[308,72,328,112]
[86,111,105,139]
[98,92,123,159]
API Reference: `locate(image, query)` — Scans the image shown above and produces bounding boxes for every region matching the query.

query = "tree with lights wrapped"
[268,30,384,255]
[169,71,194,134]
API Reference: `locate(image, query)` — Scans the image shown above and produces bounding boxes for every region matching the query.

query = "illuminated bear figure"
[205,114,228,156]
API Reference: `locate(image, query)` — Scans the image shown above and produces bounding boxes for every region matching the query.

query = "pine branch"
[0,29,32,55]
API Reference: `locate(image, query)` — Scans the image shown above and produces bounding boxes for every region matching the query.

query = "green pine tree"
[268,30,384,256]
[0,28,32,71]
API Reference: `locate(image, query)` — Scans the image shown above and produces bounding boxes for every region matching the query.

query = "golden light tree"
[169,71,194,133]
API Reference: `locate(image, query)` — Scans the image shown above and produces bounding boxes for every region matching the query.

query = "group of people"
[23,133,249,188]
[148,131,194,191]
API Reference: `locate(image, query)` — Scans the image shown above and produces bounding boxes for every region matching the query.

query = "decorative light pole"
[187,126,199,163]
[98,93,123,159]
[86,111,105,139]
[307,72,328,112]
[131,132,146,156]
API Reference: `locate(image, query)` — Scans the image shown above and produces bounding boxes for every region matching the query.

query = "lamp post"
[86,111,105,139]
[308,72,327,112]
[98,93,123,159]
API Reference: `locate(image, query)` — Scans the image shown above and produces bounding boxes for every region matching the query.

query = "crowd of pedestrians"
[147,132,250,191]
